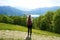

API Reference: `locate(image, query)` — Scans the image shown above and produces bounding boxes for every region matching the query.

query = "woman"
[27,15,32,37]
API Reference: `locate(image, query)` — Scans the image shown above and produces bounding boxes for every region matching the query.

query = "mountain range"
[0,6,60,16]
[0,6,24,16]
[29,6,60,15]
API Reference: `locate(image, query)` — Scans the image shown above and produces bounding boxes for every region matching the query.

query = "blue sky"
[0,0,60,10]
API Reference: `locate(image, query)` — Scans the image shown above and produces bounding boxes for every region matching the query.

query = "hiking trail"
[0,30,60,40]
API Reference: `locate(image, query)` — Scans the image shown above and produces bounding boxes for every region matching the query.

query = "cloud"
[48,0,60,6]
[0,0,60,9]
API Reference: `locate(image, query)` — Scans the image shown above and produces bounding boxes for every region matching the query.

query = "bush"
[53,9,60,33]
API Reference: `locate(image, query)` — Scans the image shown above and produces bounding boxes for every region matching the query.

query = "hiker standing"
[27,15,32,37]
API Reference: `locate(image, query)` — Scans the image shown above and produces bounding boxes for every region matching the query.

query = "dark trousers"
[28,25,32,37]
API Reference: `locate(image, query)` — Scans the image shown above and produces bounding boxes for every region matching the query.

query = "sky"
[0,0,60,10]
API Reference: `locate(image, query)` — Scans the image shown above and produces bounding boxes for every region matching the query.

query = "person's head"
[28,15,31,20]
[29,15,31,18]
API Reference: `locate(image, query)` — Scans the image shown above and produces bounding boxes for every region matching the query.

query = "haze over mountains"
[0,6,60,16]
[0,6,24,16]
[29,6,60,15]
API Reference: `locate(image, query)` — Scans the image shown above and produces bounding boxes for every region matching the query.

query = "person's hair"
[28,15,31,20]
[27,15,32,25]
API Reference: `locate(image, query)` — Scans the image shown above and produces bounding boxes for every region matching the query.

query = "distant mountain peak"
[0,6,24,16]
[0,6,60,16]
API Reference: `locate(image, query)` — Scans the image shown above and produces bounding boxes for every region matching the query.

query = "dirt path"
[0,30,60,40]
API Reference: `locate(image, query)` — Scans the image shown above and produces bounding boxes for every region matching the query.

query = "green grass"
[0,23,60,37]
[0,38,23,40]
[0,23,27,31]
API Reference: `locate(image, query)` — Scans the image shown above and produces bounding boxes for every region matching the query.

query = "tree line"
[0,15,27,26]
[0,9,60,34]
[33,9,60,34]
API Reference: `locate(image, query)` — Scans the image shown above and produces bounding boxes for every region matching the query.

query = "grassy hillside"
[0,23,60,37]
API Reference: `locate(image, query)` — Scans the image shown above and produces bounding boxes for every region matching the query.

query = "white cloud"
[0,0,60,10]
[48,0,60,6]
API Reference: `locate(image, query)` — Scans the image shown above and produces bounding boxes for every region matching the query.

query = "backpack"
[27,17,32,25]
